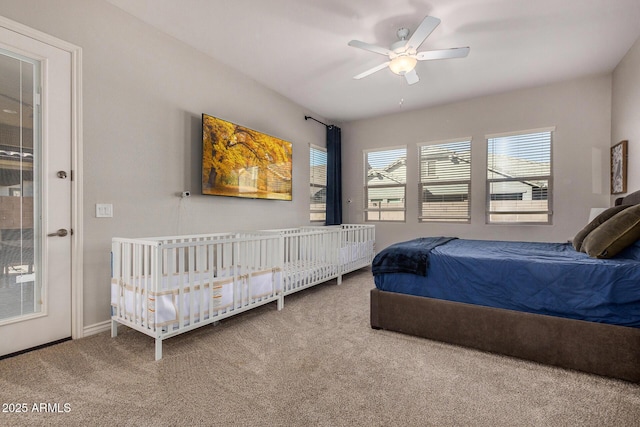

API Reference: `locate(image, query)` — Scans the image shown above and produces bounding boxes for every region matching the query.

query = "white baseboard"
[83,320,111,337]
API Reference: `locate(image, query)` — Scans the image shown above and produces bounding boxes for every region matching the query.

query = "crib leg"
[277,295,284,311]
[337,275,342,285]
[155,338,162,361]
[111,320,118,338]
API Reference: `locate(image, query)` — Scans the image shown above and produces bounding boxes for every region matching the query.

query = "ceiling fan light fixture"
[388,55,417,75]
[349,15,468,82]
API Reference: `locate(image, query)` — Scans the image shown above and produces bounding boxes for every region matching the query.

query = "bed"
[370,191,640,382]
[111,224,375,360]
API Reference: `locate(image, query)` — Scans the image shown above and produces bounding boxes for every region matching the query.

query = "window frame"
[417,138,472,223]
[364,145,407,223]
[485,127,555,225]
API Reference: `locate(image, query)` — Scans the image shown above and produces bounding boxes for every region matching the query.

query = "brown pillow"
[572,205,632,251]
[582,204,640,258]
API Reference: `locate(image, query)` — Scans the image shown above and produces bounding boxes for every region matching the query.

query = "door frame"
[0,16,83,340]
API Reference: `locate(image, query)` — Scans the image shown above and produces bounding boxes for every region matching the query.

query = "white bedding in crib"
[111,269,280,326]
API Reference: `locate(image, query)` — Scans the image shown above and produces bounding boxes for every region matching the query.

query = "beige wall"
[342,75,613,251]
[0,0,327,327]
[612,35,640,198]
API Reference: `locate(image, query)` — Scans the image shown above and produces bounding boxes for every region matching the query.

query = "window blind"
[419,140,471,222]
[309,145,327,222]
[365,147,406,222]
[486,130,553,224]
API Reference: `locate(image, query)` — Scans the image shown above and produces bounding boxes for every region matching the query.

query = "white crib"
[256,227,342,296]
[304,224,376,283]
[337,224,376,278]
[111,232,283,360]
[111,224,375,360]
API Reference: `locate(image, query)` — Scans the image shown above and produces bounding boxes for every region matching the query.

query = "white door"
[0,25,73,356]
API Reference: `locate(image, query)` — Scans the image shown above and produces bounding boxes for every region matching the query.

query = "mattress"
[373,238,640,327]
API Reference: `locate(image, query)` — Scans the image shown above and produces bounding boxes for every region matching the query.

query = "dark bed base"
[370,288,640,382]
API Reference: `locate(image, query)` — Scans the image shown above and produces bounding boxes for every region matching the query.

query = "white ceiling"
[104,0,640,123]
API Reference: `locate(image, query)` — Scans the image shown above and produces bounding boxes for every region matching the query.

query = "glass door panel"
[0,49,39,323]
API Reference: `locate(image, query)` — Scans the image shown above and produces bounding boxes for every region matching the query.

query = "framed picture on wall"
[611,140,628,194]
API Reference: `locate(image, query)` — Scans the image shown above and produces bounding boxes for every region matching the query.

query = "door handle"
[47,229,68,237]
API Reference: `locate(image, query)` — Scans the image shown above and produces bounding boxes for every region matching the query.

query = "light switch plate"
[96,203,113,218]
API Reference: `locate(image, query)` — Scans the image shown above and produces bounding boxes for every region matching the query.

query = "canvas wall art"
[202,114,292,200]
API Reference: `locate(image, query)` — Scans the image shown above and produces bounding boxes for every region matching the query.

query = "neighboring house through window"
[419,138,471,223]
[309,144,327,222]
[486,128,554,224]
[365,146,407,222]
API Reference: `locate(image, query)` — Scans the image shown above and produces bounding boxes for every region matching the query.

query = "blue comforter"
[373,238,640,327]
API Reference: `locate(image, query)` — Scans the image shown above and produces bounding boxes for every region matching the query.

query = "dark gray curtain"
[326,125,342,225]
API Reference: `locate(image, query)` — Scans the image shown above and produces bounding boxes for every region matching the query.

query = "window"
[365,147,406,222]
[418,139,471,223]
[486,128,554,224]
[309,145,327,222]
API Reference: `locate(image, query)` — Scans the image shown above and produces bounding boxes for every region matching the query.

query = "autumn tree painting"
[202,115,293,200]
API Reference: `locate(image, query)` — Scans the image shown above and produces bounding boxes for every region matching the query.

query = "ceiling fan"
[348,15,470,85]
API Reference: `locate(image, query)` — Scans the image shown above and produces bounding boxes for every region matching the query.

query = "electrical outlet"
[96,203,113,218]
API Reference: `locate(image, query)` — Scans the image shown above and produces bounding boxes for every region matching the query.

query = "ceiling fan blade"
[416,47,470,61]
[406,16,441,50]
[404,69,419,85]
[348,40,392,56]
[353,61,391,79]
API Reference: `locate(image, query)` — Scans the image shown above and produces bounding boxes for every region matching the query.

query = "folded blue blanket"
[372,237,457,276]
